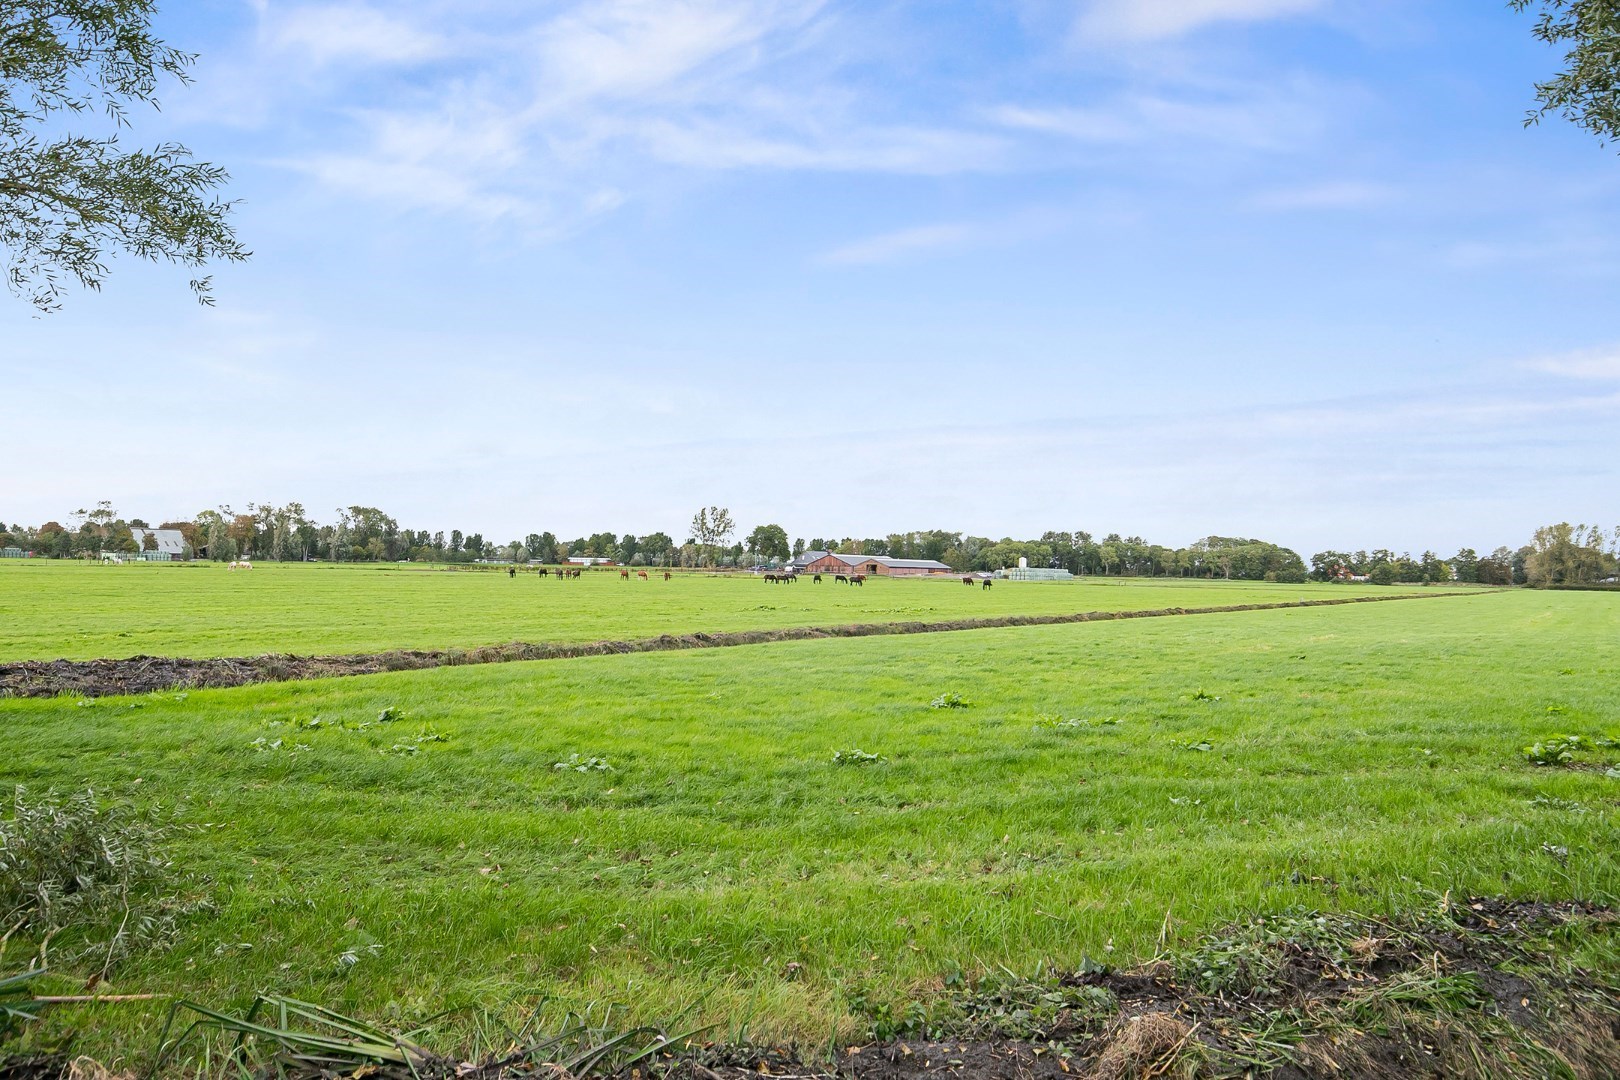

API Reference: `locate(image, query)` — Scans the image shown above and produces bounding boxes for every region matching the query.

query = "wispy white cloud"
[261,3,448,66]
[627,118,1005,173]
[1247,180,1395,210]
[245,0,1006,230]
[1440,234,1614,272]
[1075,0,1327,43]
[818,223,974,266]
[1528,346,1620,381]
[986,83,1326,152]
[530,0,820,105]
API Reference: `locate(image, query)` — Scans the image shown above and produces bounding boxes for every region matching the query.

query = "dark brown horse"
[981,578,992,589]
[813,573,822,583]
[962,576,973,586]
[834,574,848,584]
[664,571,672,581]
[537,567,549,578]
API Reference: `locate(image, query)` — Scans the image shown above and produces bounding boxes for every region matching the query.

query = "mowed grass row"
[2,589,1617,1061]
[0,559,1430,661]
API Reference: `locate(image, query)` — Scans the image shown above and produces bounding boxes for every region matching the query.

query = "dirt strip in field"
[0,590,1488,699]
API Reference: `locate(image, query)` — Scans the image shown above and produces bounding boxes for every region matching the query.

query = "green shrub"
[552,754,613,772]
[1523,734,1587,765]
[0,787,196,974]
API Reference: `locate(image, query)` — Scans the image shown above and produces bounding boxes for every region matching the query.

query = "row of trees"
[3,504,1613,585]
[796,531,1310,581]
[1309,524,1619,587]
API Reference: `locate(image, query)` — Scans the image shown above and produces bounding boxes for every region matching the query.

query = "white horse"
[229,560,254,571]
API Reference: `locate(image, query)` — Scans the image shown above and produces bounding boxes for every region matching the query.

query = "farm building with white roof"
[128,528,188,560]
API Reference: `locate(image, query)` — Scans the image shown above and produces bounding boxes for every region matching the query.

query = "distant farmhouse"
[794,551,954,577]
[127,528,188,561]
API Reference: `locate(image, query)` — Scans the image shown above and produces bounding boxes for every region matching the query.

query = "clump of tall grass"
[0,787,199,976]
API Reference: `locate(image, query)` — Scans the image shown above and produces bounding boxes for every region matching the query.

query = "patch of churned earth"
[4,897,1614,1080]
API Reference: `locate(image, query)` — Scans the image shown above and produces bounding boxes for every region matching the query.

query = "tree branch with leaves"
[1,0,247,311]
[1511,0,1620,149]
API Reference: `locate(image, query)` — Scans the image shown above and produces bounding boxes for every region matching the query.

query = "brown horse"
[834,574,848,584]
[962,576,973,586]
[981,578,992,589]
[537,567,549,578]
[813,573,822,583]
[764,573,778,583]
[637,570,649,581]
[664,571,671,581]
[851,573,865,586]
[620,569,631,580]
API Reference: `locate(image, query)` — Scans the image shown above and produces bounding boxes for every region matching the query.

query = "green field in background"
[0,559,1437,661]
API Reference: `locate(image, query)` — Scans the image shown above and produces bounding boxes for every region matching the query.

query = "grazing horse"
[982,579,993,590]
[572,568,582,578]
[783,572,797,584]
[620,569,631,580]
[962,576,974,586]
[834,574,848,584]
[664,571,671,581]
[763,573,778,583]
[813,573,822,583]
[850,573,865,586]
[637,570,649,580]
[537,567,549,578]
[509,567,517,578]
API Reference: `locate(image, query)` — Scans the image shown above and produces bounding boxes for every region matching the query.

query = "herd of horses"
[761,572,862,585]
[504,566,992,589]
[515,567,672,580]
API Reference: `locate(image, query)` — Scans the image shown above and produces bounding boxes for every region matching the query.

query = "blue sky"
[4,0,1617,555]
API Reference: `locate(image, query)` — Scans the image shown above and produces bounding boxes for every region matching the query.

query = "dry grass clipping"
[1091,1012,1197,1080]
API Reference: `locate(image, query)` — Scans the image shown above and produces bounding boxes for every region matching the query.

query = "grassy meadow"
[3,586,1618,1064]
[0,558,1422,662]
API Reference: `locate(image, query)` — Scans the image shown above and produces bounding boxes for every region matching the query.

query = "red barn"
[800,553,954,577]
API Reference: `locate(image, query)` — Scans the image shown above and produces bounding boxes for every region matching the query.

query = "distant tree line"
[1309,524,1619,587]
[2,503,1613,585]
[792,530,1311,581]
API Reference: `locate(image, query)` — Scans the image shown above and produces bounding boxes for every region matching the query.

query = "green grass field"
[0,559,1420,661]
[3,586,1617,1066]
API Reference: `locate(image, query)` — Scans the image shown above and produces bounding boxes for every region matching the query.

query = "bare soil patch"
[0,592,1473,700]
